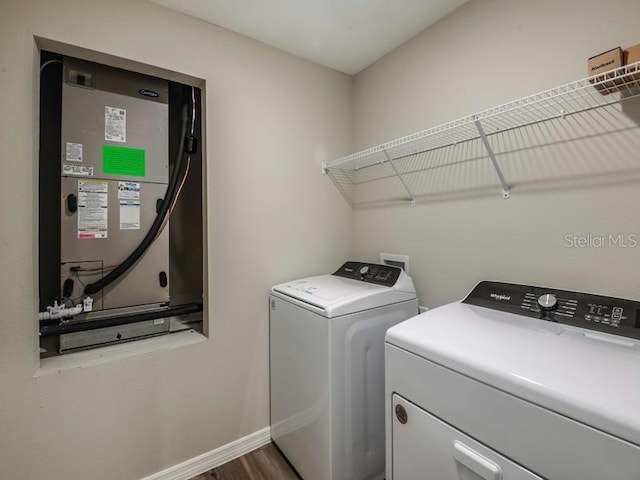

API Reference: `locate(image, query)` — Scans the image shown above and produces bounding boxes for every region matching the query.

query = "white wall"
[352,0,640,307]
[0,1,352,479]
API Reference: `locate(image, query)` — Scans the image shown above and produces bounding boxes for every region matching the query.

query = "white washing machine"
[270,261,418,480]
[385,281,640,480]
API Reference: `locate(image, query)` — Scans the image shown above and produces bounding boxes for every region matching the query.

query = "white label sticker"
[78,180,108,239]
[119,201,140,230]
[153,319,165,325]
[65,142,83,162]
[118,181,140,200]
[105,106,126,143]
[63,164,94,176]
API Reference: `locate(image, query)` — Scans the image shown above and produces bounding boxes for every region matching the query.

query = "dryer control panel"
[463,281,640,340]
[333,261,401,287]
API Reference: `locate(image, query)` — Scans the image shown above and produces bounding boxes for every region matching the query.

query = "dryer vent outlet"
[380,253,409,275]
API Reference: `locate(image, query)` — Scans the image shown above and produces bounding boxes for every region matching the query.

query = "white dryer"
[385,281,640,480]
[270,261,418,480]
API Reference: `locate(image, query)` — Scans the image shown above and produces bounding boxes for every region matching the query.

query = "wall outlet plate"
[379,253,409,274]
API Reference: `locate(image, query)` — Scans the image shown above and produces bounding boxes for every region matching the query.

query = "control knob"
[359,266,370,276]
[538,293,558,311]
[538,293,558,321]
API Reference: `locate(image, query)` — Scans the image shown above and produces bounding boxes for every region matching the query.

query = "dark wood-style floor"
[190,443,300,480]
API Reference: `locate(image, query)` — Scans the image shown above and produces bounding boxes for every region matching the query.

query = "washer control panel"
[333,261,401,287]
[463,281,640,339]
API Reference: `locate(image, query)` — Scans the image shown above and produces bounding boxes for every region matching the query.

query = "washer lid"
[272,270,416,318]
[386,301,640,447]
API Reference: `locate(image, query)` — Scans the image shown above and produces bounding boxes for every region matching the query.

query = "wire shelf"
[324,61,640,207]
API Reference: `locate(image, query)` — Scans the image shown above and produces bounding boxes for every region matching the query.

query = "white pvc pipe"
[38,304,83,321]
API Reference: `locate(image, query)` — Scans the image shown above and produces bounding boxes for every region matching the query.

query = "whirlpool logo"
[138,88,160,98]
[490,293,511,301]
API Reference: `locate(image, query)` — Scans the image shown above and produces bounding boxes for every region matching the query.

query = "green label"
[102,145,146,177]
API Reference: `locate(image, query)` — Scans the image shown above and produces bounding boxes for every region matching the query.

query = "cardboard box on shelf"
[623,43,640,86]
[588,47,623,74]
[588,47,623,95]
[624,43,640,66]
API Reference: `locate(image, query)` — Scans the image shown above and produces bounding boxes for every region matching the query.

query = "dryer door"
[392,394,542,480]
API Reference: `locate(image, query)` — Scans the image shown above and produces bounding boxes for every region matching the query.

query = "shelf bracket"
[474,118,510,199]
[324,168,355,209]
[383,149,416,206]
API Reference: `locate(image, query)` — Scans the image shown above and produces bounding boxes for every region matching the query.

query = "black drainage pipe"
[39,302,203,337]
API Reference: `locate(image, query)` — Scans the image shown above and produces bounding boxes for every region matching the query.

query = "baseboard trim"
[142,427,271,480]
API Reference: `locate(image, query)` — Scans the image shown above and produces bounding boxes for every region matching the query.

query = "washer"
[385,281,640,480]
[270,261,418,480]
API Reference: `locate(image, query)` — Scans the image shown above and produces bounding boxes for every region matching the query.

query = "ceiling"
[150,0,469,75]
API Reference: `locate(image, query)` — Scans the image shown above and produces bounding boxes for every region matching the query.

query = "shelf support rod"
[383,149,416,206]
[474,118,510,199]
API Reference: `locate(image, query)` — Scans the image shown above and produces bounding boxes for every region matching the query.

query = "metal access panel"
[60,57,170,312]
[60,318,170,353]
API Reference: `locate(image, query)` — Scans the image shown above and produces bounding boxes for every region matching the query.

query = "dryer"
[270,261,418,480]
[385,281,640,480]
